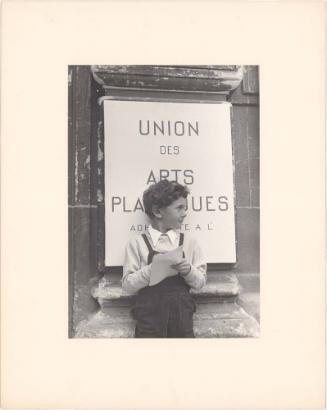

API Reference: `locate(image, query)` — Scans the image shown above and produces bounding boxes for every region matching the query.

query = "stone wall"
[68,66,99,336]
[229,67,260,288]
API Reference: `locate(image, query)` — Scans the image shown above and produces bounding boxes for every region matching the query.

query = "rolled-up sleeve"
[122,238,151,294]
[183,239,207,290]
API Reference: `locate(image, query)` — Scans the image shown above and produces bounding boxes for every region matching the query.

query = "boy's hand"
[171,259,192,276]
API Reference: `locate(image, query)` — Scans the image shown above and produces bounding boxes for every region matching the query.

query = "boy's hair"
[143,180,189,219]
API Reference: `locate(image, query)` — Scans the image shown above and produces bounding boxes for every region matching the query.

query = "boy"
[122,180,207,338]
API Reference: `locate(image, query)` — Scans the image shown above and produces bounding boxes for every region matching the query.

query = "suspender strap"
[142,233,158,265]
[142,232,185,264]
[142,233,153,253]
[179,233,186,258]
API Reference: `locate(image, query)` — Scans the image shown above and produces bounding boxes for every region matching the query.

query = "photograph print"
[68,65,260,338]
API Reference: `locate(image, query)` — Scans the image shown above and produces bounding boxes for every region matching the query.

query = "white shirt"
[148,225,177,248]
[122,226,207,294]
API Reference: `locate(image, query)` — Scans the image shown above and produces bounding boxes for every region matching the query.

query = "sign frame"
[99,95,237,271]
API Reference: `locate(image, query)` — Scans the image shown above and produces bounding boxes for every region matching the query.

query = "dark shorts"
[132,291,196,338]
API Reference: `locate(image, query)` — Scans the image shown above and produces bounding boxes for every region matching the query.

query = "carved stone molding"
[91,65,243,94]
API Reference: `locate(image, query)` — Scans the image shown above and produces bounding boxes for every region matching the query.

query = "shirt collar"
[148,225,177,247]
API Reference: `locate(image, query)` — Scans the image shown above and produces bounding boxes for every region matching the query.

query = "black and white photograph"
[69,65,260,338]
[2,1,325,408]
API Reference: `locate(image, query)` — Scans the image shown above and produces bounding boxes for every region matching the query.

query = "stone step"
[75,301,259,338]
[91,272,240,309]
[194,302,259,338]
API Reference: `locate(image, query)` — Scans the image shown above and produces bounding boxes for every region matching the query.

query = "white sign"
[104,100,236,266]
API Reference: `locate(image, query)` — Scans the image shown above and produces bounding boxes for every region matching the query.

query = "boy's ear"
[152,205,162,218]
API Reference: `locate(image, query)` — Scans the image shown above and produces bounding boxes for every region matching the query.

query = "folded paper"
[149,246,184,286]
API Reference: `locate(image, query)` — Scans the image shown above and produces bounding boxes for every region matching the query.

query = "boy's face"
[157,196,187,231]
